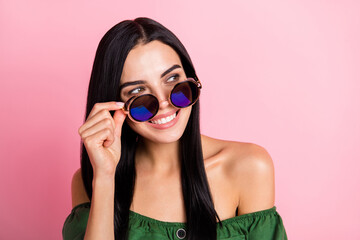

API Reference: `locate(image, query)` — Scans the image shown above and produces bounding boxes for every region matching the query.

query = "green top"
[62,202,287,240]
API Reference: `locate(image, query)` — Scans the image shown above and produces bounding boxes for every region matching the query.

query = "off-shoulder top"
[62,202,287,240]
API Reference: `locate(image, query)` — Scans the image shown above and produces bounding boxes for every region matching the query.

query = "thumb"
[113,109,126,138]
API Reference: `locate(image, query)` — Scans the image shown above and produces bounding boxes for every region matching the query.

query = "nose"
[154,89,171,109]
[158,95,170,109]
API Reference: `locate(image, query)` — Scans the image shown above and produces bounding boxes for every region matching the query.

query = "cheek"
[125,117,140,133]
[181,107,192,123]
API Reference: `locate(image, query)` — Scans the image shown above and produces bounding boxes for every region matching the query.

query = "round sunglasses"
[121,77,202,122]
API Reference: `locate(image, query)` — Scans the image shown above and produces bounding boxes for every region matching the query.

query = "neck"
[135,136,181,176]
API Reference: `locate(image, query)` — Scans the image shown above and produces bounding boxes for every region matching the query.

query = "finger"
[113,108,127,138]
[87,101,125,121]
[83,127,115,149]
[79,109,116,135]
[80,118,115,140]
[103,135,114,148]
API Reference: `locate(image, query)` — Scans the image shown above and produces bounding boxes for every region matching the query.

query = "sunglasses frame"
[121,77,202,122]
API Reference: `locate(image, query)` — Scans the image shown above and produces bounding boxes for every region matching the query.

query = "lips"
[146,109,181,129]
[148,109,178,122]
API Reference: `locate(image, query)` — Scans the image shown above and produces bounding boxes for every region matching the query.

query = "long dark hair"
[80,17,223,240]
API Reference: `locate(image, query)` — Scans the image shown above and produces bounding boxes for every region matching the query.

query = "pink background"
[1,0,359,239]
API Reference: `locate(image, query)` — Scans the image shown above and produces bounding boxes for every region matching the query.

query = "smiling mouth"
[148,110,180,125]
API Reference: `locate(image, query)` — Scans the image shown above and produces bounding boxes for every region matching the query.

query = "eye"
[167,73,180,83]
[128,86,145,95]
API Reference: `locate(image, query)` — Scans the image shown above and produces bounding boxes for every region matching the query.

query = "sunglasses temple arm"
[117,106,129,115]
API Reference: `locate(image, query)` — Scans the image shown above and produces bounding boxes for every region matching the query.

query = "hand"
[78,102,126,178]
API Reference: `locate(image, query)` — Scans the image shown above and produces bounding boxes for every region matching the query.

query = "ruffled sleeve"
[231,206,288,240]
[62,202,90,240]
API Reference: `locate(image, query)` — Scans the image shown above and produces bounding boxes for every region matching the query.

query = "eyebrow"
[119,64,182,92]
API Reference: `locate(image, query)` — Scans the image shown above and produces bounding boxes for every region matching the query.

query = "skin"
[71,40,275,223]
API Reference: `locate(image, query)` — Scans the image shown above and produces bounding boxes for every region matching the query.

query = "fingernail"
[116,102,124,107]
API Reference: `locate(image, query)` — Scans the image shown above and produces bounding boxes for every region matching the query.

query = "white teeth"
[150,112,176,124]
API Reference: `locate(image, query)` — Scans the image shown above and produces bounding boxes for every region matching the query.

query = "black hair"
[80,17,222,240]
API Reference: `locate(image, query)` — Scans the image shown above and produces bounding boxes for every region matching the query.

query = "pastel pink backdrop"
[1,0,359,239]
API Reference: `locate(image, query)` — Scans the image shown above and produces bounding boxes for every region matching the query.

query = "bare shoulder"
[71,168,90,208]
[229,141,275,215]
[226,141,275,177]
[201,135,275,215]
[200,134,253,165]
[201,134,233,159]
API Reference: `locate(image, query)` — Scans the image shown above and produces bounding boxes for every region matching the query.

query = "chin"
[127,107,192,144]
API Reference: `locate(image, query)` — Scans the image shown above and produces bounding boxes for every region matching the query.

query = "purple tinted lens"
[129,95,159,121]
[171,81,198,108]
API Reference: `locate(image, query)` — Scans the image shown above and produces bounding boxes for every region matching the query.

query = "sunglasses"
[120,77,202,122]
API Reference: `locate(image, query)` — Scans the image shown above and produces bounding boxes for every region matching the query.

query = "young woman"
[62,17,287,240]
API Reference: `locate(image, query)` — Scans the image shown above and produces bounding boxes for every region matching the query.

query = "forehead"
[120,40,182,82]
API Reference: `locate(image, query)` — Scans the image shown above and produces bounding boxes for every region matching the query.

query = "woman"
[62,17,287,240]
